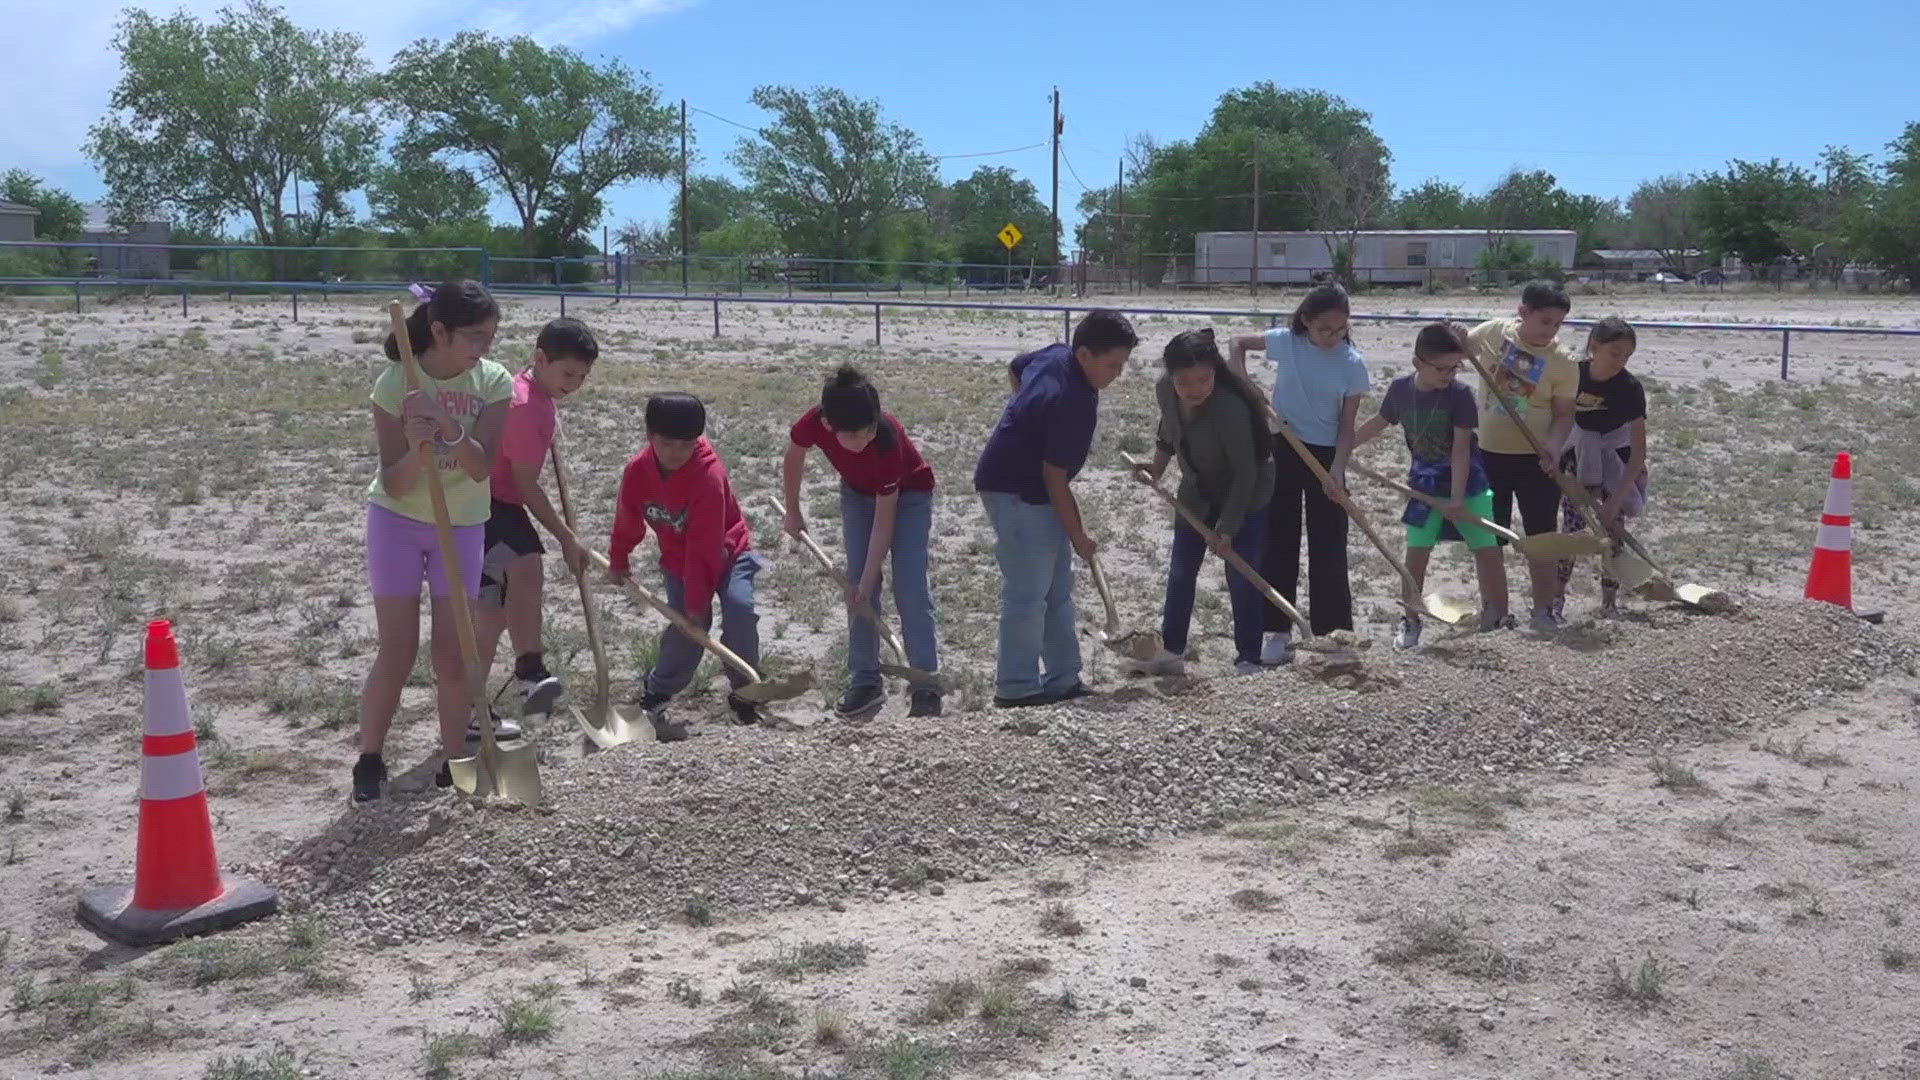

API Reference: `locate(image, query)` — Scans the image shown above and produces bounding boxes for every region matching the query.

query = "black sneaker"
[642,696,687,742]
[835,684,885,719]
[726,692,760,726]
[908,689,943,718]
[1050,682,1093,703]
[351,753,385,803]
[434,761,453,789]
[993,691,1052,709]
[515,653,562,715]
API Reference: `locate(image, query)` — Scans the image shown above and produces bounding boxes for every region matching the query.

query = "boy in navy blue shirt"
[974,309,1138,707]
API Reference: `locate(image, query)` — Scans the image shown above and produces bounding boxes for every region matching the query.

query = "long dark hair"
[1289,282,1352,342]
[1163,328,1275,463]
[383,279,500,361]
[819,364,896,452]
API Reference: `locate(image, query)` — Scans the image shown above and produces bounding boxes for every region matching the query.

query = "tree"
[1302,136,1392,286]
[1694,158,1817,271]
[366,152,490,236]
[697,217,785,259]
[0,171,86,240]
[1387,179,1480,230]
[731,85,938,264]
[85,1,379,245]
[937,166,1056,267]
[684,176,759,240]
[1624,176,1700,266]
[1851,122,1920,286]
[387,30,678,257]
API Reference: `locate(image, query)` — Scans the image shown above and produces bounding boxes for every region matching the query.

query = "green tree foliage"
[1387,179,1479,230]
[387,30,678,257]
[731,85,938,264]
[1624,176,1700,264]
[0,172,86,240]
[1694,158,1818,269]
[366,152,490,235]
[936,166,1056,267]
[1849,123,1920,285]
[84,0,379,245]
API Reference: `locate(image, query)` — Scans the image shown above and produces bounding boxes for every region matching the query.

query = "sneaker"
[434,761,453,789]
[1528,609,1559,634]
[835,684,886,719]
[1232,660,1263,676]
[643,698,688,743]
[1548,595,1567,624]
[1476,609,1511,633]
[515,655,562,715]
[1393,617,1423,650]
[1050,682,1093,703]
[726,692,760,725]
[993,690,1053,709]
[1126,648,1186,678]
[351,753,385,803]
[908,689,943,718]
[1259,632,1295,666]
[465,708,523,744]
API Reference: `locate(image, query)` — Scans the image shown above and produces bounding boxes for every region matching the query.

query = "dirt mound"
[275,599,1909,946]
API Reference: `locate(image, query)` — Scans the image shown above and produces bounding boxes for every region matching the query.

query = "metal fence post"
[1780,329,1790,381]
[180,285,187,317]
[74,282,82,314]
[224,250,233,301]
[1061,308,1070,343]
[713,298,720,337]
[874,304,881,346]
[291,289,299,322]
[560,291,567,317]
[479,249,492,286]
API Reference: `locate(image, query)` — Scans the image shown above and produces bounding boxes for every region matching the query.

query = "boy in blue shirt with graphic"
[974,310,1138,707]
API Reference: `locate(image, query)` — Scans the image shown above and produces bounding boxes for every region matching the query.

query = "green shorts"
[1405,489,1499,551]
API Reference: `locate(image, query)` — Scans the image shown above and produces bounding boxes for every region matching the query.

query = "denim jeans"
[841,486,940,691]
[643,551,764,701]
[1162,502,1270,666]
[980,490,1080,699]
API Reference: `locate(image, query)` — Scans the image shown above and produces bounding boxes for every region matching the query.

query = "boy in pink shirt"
[475,318,597,735]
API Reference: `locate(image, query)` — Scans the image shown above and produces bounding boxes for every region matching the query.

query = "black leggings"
[1259,442,1353,635]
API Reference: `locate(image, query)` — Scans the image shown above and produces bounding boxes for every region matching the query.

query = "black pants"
[1482,451,1560,543]
[1260,442,1352,635]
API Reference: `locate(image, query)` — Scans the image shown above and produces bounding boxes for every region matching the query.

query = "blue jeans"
[1162,503,1270,666]
[644,551,764,701]
[980,491,1080,699]
[841,486,940,691]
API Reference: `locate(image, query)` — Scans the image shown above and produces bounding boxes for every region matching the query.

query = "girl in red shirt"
[782,366,943,718]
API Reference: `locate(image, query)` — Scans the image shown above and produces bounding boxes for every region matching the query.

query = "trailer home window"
[1405,241,1428,267]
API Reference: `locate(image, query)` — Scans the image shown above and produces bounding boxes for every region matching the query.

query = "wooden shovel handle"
[549,438,612,705]
[1347,462,1525,545]
[1085,553,1123,637]
[1121,452,1315,643]
[587,549,764,686]
[1258,399,1422,602]
[764,496,908,666]
[387,301,496,764]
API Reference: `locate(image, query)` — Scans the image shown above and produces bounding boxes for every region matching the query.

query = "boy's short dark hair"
[1588,315,1636,348]
[536,317,599,364]
[1520,279,1571,314]
[1413,321,1468,362]
[645,393,705,440]
[1070,309,1138,354]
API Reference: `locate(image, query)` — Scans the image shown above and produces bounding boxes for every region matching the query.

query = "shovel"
[1458,346,1729,612]
[1250,396,1463,626]
[1121,452,1366,657]
[549,438,648,750]
[586,550,816,706]
[763,496,947,691]
[1348,463,1609,559]
[386,301,543,805]
[1085,553,1165,662]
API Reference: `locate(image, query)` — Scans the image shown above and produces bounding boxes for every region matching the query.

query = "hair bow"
[408,282,434,302]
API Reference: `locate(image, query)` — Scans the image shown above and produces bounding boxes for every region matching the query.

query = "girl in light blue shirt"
[1229,284,1369,663]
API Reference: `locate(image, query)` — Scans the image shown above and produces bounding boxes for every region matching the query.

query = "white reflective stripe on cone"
[143,668,193,737]
[1814,522,1852,552]
[142,750,206,801]
[1823,481,1852,518]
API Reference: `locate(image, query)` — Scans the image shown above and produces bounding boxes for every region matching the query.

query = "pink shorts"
[365,503,483,599]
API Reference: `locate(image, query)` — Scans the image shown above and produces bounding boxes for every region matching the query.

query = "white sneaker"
[1393,618,1423,649]
[1126,648,1186,677]
[1233,660,1263,676]
[1259,632,1294,666]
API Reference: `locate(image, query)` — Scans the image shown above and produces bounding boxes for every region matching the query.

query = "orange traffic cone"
[1804,452,1854,611]
[77,620,277,946]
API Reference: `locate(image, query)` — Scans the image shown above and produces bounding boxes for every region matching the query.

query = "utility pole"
[1050,87,1061,292]
[1115,157,1126,293]
[679,99,690,295]
[1249,136,1261,298]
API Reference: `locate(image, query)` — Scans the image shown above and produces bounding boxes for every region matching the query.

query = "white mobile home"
[1191,229,1578,286]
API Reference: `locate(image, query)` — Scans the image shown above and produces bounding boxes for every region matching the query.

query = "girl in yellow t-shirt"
[355,280,512,803]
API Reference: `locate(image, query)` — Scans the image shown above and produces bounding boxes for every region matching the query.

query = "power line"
[938,141,1047,160]
[1058,148,1095,194]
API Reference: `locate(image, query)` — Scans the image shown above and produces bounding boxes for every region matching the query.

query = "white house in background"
[1191,229,1578,286]
[0,199,38,243]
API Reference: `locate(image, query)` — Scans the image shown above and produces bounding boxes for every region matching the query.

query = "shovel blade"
[730,669,817,705]
[878,663,950,692]
[1103,630,1164,662]
[1516,533,1609,559]
[446,742,545,805]
[1605,550,1657,590]
[571,699,649,750]
[1673,583,1735,614]
[1421,593,1472,625]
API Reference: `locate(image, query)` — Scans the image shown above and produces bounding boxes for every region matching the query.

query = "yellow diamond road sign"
[997,223,1023,250]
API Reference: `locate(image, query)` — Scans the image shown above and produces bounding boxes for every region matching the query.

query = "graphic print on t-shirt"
[1491,343,1545,418]
[426,389,486,473]
[643,501,689,534]
[1402,396,1457,463]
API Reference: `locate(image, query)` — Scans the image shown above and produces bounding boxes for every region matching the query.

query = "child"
[1228,283,1368,665]
[1353,322,1507,648]
[973,309,1138,708]
[474,317,599,734]
[1129,328,1276,676]
[1554,317,1647,617]
[607,393,763,742]
[782,365,943,719]
[355,279,510,803]
[1466,279,1578,632]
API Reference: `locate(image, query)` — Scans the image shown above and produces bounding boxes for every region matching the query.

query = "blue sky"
[4,0,1917,245]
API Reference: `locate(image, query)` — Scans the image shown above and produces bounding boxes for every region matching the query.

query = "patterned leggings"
[1555,487,1621,601]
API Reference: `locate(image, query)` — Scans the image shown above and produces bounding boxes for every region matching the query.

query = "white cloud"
[0,0,688,176]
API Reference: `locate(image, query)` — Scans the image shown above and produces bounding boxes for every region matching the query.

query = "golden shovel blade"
[729,669,817,705]
[1605,549,1658,590]
[570,696,650,751]
[1104,629,1165,662]
[446,739,545,805]
[879,663,952,692]
[1421,592,1474,626]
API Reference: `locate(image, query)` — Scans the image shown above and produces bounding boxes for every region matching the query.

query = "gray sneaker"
[1393,617,1423,649]
[465,708,523,743]
[1259,632,1295,666]
[643,698,687,742]
[835,684,886,719]
[1476,610,1511,633]
[1528,609,1560,633]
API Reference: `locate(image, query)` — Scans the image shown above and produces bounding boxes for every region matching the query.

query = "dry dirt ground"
[0,286,1916,1079]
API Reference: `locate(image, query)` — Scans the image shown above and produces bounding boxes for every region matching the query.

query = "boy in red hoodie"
[607,393,764,741]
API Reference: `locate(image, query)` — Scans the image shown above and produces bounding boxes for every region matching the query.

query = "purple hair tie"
[408,282,434,301]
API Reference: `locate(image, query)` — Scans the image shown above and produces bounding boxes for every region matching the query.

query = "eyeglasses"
[1416,356,1461,375]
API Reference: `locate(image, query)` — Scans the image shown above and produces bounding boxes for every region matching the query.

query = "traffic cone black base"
[77,875,278,948]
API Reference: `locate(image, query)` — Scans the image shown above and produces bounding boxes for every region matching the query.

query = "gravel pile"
[275,599,1910,946]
